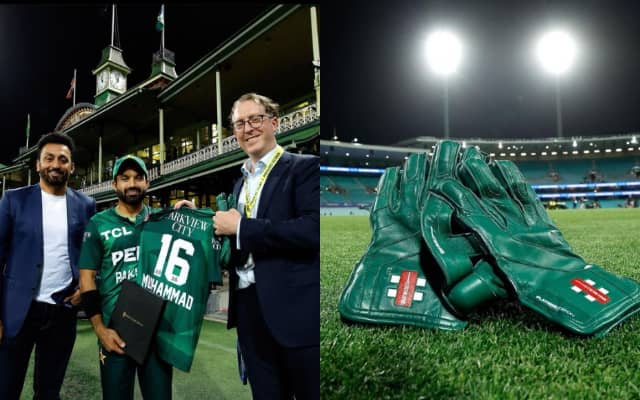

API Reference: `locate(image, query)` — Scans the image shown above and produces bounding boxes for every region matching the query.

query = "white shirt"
[37,190,72,304]
[235,145,281,289]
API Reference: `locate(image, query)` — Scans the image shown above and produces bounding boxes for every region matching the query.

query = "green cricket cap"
[113,155,148,180]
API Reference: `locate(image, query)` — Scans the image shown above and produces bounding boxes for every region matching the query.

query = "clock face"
[97,70,108,92]
[110,70,126,91]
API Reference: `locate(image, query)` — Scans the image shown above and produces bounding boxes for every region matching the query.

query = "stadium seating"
[322,156,640,209]
[518,157,640,184]
[320,175,379,205]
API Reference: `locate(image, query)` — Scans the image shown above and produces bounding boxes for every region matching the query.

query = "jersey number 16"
[153,234,194,286]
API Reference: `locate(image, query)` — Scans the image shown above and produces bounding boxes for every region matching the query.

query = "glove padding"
[427,141,640,336]
[339,153,467,330]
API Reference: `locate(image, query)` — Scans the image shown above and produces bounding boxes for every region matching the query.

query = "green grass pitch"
[321,209,640,399]
[20,319,251,400]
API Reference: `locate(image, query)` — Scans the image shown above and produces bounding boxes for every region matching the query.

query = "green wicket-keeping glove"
[339,153,467,330]
[421,141,508,316]
[428,141,640,336]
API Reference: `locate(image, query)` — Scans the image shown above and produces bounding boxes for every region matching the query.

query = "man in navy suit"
[0,132,96,400]
[214,93,319,400]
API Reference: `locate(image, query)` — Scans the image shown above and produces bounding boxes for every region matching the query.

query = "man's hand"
[96,325,126,355]
[174,200,196,209]
[64,289,82,306]
[213,209,242,236]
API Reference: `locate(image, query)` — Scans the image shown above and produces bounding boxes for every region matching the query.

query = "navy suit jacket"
[227,151,320,348]
[0,184,96,339]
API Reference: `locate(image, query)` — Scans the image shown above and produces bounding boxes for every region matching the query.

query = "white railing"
[80,103,318,195]
[277,104,318,134]
[81,181,112,196]
[161,144,220,175]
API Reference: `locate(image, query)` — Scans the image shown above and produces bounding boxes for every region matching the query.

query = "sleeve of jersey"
[197,208,222,285]
[78,219,102,270]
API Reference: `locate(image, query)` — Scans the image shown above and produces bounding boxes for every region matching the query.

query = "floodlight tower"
[536,30,577,139]
[425,30,462,139]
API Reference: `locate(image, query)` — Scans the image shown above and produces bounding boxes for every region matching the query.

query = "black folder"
[109,280,165,364]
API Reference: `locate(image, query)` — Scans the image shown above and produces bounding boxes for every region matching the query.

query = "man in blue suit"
[0,132,96,400]
[214,93,319,400]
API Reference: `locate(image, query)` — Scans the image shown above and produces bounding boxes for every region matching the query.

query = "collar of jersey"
[112,204,151,224]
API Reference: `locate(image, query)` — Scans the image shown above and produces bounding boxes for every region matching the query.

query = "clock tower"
[92,45,132,108]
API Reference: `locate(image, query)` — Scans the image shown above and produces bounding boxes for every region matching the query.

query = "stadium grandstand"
[320,134,640,215]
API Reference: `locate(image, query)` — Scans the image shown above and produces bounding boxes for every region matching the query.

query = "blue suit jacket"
[0,184,96,339]
[227,151,320,348]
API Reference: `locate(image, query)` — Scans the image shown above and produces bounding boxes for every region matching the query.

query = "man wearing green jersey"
[78,155,172,400]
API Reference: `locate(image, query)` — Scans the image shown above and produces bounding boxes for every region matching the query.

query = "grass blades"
[321,209,640,399]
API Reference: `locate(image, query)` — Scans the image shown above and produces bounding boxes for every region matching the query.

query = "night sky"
[323,1,640,145]
[0,3,269,165]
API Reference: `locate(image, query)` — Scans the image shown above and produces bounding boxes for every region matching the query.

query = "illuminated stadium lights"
[521,152,527,156]
[490,153,496,157]
[425,30,462,76]
[500,153,506,157]
[562,151,568,155]
[572,139,577,147]
[541,151,548,156]
[352,138,358,143]
[536,29,577,139]
[510,152,516,157]
[605,149,612,153]
[594,149,600,153]
[632,135,638,144]
[551,151,558,155]
[572,150,579,154]
[462,141,467,148]
[345,152,350,156]
[498,141,503,149]
[628,147,635,151]
[536,30,577,76]
[583,150,590,154]
[616,148,622,152]
[531,152,537,156]
[385,155,390,159]
[424,29,462,139]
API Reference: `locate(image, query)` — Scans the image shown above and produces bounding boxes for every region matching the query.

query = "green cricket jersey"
[78,205,152,326]
[137,207,222,372]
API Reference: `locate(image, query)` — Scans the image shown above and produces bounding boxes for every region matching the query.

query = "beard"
[39,168,69,187]
[116,187,146,205]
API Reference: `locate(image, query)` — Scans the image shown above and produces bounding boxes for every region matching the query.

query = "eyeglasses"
[232,114,273,131]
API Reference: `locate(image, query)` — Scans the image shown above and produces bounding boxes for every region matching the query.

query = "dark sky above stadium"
[0,3,269,165]
[323,1,640,146]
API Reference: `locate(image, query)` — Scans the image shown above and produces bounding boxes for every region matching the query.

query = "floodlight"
[425,30,463,76]
[536,30,577,76]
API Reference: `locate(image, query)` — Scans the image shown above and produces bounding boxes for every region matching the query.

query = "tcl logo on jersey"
[100,226,134,241]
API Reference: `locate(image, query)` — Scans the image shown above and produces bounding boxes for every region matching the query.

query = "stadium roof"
[321,133,640,168]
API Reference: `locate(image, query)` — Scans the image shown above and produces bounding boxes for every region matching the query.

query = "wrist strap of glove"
[81,290,102,319]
